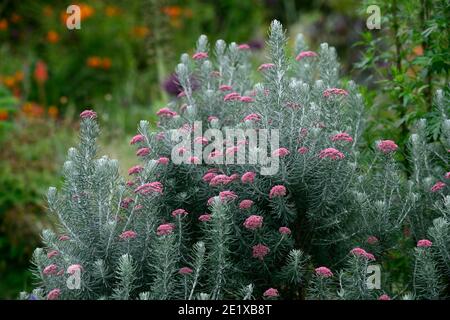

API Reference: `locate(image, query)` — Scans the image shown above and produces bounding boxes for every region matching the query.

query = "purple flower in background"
[162,73,183,96]
[162,73,200,97]
[248,39,264,50]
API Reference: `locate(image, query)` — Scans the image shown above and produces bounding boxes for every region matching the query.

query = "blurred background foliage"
[0,0,447,298]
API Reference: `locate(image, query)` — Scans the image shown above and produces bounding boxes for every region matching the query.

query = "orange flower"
[105,6,121,17]
[0,109,8,121]
[47,30,60,43]
[79,3,95,19]
[162,6,182,18]
[48,106,59,119]
[0,19,8,31]
[22,102,33,114]
[101,57,112,69]
[87,56,102,68]
[132,26,150,38]
[413,45,424,56]
[3,76,16,88]
[34,61,48,84]
[10,13,22,23]
[15,71,24,82]
[22,102,44,118]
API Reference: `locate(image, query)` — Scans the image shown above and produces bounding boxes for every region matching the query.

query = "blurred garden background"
[0,0,448,299]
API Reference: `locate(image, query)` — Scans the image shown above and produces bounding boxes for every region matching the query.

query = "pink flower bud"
[269,185,287,198]
[295,51,318,61]
[47,288,61,300]
[80,110,97,119]
[130,134,145,145]
[119,230,137,240]
[417,239,432,248]
[243,215,263,230]
[315,266,333,278]
[263,288,279,297]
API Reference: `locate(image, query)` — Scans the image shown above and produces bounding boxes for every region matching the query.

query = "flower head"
[157,223,174,236]
[417,239,432,248]
[134,182,163,195]
[80,110,97,119]
[192,52,208,60]
[210,174,231,186]
[130,134,145,145]
[239,199,254,210]
[43,264,58,275]
[238,44,251,50]
[240,96,254,103]
[156,107,177,118]
[272,147,290,157]
[224,92,241,102]
[279,227,291,235]
[172,208,188,217]
[367,236,379,245]
[377,140,398,154]
[331,132,353,143]
[252,244,270,260]
[350,247,376,260]
[119,230,137,240]
[319,148,345,160]
[378,294,391,300]
[202,172,217,183]
[431,181,446,192]
[198,214,211,222]
[58,235,70,241]
[297,147,309,154]
[263,288,279,297]
[158,157,170,165]
[136,147,151,157]
[243,113,261,122]
[243,215,263,230]
[47,250,59,259]
[47,289,61,300]
[128,165,143,175]
[47,30,60,43]
[179,267,193,275]
[219,190,238,202]
[269,185,287,198]
[323,88,348,98]
[315,266,333,278]
[295,51,318,61]
[241,172,256,184]
[34,60,48,84]
[257,63,275,71]
[219,84,233,91]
